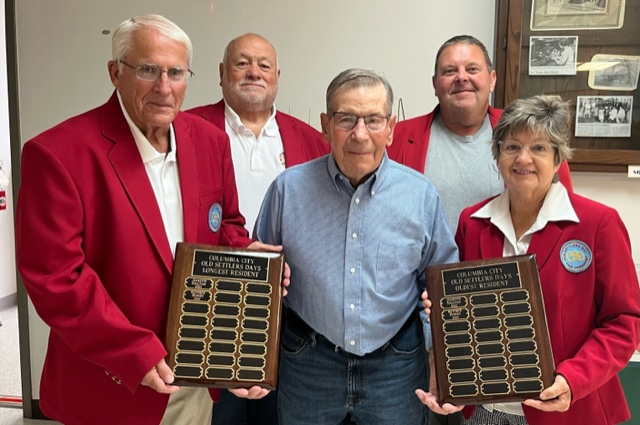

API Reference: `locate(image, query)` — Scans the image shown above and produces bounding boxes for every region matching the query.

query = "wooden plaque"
[164,243,284,390]
[426,254,555,405]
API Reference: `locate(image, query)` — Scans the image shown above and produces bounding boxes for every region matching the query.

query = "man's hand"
[141,359,180,394]
[421,290,432,320]
[229,386,271,400]
[247,241,291,296]
[415,350,465,415]
[523,374,571,412]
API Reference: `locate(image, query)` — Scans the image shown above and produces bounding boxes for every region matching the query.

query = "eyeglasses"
[498,141,557,158]
[119,60,194,84]
[330,112,390,133]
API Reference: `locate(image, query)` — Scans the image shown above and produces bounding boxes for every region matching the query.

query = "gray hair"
[112,14,193,71]
[491,95,574,165]
[434,35,493,75]
[325,68,394,116]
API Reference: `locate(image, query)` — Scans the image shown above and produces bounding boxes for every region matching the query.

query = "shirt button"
[355,198,360,204]
[371,190,376,196]
[349,304,355,310]
[350,340,356,346]
[352,232,357,239]
[350,267,356,274]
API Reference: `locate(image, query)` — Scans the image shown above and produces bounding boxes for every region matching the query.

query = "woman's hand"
[523,374,572,412]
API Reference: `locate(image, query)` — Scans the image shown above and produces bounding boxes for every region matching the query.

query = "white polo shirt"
[224,103,285,234]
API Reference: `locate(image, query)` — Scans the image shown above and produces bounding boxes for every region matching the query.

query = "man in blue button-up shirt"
[255,68,459,425]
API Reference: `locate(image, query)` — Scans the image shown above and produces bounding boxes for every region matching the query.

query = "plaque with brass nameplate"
[426,254,554,405]
[164,243,284,390]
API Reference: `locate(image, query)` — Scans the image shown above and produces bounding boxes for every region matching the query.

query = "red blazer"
[16,92,253,425]
[455,191,640,425]
[187,100,329,167]
[388,105,574,192]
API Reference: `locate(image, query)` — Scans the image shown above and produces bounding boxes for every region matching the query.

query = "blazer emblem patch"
[208,203,222,233]
[560,240,592,273]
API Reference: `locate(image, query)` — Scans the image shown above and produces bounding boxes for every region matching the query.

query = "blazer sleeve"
[555,209,640,402]
[16,140,167,394]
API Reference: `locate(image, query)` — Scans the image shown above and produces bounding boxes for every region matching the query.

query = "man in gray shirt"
[254,68,458,425]
[388,35,572,234]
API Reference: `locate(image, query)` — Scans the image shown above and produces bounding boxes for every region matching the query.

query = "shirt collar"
[472,182,579,231]
[117,91,177,164]
[224,102,278,137]
[326,151,390,196]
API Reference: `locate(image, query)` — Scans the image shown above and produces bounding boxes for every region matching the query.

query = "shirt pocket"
[375,243,421,296]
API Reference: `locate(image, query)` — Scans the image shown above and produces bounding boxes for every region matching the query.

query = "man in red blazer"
[187,33,329,234]
[188,33,328,425]
[388,35,572,234]
[16,15,280,425]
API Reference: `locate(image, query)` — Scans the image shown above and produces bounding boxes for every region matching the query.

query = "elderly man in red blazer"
[187,33,328,234]
[16,15,283,425]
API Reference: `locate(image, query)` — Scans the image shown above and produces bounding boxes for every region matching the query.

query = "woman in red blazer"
[418,95,640,425]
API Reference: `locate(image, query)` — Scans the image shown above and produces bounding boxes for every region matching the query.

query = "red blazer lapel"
[101,92,174,274]
[275,112,303,166]
[479,223,505,260]
[528,223,563,271]
[174,114,199,243]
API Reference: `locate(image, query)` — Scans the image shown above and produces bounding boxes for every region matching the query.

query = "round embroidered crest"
[208,203,222,233]
[560,240,592,273]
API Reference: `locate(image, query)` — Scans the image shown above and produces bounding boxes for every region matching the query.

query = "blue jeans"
[278,308,428,425]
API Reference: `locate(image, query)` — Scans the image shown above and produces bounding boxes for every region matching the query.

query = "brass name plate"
[426,254,554,405]
[164,243,284,389]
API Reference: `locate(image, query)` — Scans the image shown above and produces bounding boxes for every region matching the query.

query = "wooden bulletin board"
[494,0,640,172]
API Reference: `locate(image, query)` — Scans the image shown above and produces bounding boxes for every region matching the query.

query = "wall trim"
[0,292,17,311]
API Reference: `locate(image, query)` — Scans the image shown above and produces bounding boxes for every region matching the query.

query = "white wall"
[572,172,640,266]
[0,0,17,308]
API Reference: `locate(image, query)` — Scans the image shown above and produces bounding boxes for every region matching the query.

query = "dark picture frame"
[494,0,640,172]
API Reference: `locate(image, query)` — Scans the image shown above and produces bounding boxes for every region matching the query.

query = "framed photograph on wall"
[529,36,578,75]
[530,0,626,30]
[586,54,640,90]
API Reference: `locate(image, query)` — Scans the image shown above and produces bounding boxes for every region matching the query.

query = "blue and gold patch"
[208,203,222,233]
[560,240,592,273]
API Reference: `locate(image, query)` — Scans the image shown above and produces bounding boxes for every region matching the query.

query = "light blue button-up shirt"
[255,153,458,356]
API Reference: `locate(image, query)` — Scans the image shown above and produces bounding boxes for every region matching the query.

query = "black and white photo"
[529,36,578,75]
[575,95,632,137]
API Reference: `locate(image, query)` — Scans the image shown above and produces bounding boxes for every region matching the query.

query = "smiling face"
[321,83,395,188]
[108,26,188,138]
[220,34,280,113]
[433,43,496,115]
[499,131,559,202]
